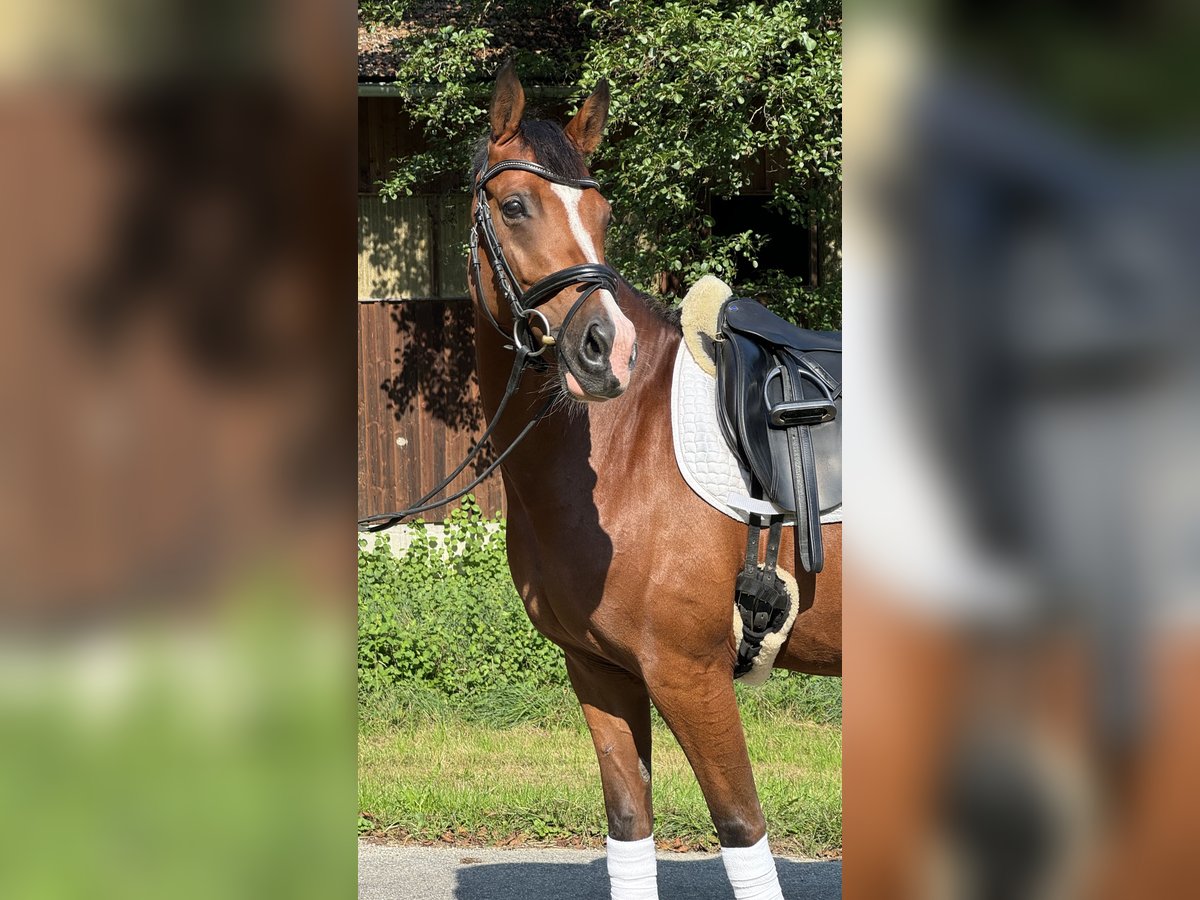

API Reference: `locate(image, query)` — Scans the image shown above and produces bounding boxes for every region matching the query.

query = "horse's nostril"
[582,321,610,367]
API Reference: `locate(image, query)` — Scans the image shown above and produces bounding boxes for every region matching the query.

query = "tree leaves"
[373,0,841,325]
[577,0,841,315]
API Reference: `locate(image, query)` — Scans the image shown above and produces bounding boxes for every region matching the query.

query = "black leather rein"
[357,159,619,532]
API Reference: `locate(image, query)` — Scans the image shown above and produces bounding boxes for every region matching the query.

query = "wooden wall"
[358,95,501,523]
[358,299,506,522]
[357,195,471,300]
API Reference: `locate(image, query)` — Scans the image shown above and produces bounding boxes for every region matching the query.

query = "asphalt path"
[359,842,841,900]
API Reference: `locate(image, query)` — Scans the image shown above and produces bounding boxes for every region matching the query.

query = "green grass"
[358,682,841,858]
[359,672,841,731]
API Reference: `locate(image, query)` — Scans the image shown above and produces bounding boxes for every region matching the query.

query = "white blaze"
[548,183,637,387]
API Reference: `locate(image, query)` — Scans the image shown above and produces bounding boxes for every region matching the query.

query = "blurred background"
[0,0,355,896]
[844,1,1200,898]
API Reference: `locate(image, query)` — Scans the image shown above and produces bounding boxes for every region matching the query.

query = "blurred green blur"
[0,576,352,899]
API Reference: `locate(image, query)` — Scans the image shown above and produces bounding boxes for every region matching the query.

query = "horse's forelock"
[520,120,589,179]
[470,120,588,183]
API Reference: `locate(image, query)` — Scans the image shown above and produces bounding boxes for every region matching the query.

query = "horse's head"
[471,62,637,401]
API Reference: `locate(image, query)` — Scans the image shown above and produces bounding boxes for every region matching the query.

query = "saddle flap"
[716,331,778,495]
[718,332,842,511]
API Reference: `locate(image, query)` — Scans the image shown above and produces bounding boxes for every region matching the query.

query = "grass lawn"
[358,708,841,858]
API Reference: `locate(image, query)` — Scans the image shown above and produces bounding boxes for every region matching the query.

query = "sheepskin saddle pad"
[671,275,843,527]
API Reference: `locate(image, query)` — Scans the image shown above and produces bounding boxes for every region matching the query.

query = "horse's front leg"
[565,651,657,900]
[647,661,786,900]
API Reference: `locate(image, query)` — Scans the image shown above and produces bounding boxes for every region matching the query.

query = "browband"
[476,159,601,192]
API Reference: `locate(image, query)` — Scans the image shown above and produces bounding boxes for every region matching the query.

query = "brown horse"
[469,64,841,898]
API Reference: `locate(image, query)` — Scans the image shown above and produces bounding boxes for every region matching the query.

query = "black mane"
[643,291,683,329]
[470,119,590,182]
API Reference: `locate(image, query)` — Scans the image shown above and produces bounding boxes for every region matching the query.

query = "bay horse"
[468,63,841,900]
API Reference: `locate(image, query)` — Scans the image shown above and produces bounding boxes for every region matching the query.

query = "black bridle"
[358,159,620,532]
[469,158,619,356]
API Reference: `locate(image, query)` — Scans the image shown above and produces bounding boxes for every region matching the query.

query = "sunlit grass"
[358,715,841,858]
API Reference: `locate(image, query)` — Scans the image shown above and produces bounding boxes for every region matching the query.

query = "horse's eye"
[501,199,525,219]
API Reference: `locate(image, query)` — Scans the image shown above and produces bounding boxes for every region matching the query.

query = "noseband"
[470,159,620,359]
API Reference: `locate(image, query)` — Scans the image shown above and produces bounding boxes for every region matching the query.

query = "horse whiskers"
[551,395,579,420]
[533,362,589,420]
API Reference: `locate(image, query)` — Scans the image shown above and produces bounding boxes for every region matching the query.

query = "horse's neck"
[473,285,679,499]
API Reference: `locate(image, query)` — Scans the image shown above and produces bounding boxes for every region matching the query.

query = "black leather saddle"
[715,297,842,574]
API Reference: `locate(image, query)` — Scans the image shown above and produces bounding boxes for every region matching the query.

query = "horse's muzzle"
[564,311,637,399]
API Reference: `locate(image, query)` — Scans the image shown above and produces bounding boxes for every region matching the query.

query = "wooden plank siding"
[358,299,505,522]
[435,196,472,297]
[356,186,493,522]
[357,95,490,522]
[358,195,434,299]
[357,193,473,300]
[358,97,426,194]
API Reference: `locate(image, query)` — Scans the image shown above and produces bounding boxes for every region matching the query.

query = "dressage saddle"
[716,297,842,573]
[713,297,841,675]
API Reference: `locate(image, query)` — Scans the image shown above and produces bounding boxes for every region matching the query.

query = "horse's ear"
[564,79,610,156]
[490,60,525,146]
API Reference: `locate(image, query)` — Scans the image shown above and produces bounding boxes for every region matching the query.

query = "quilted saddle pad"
[670,339,843,526]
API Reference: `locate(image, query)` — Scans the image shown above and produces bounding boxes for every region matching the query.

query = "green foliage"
[373,0,841,326]
[578,0,841,321]
[359,678,586,733]
[375,25,495,200]
[740,272,842,332]
[358,497,569,698]
[359,0,411,27]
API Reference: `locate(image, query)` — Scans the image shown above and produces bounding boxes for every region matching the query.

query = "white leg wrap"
[606,834,659,900]
[720,834,784,900]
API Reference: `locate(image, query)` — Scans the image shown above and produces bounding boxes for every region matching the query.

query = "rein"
[357,159,618,532]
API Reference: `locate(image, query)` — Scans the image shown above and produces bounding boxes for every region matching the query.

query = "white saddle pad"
[670,341,843,526]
